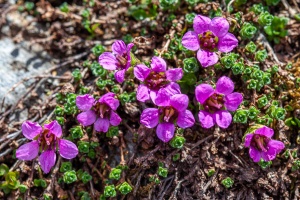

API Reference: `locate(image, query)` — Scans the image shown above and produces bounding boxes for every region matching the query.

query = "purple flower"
[98,40,134,83]
[140,94,195,142]
[76,93,121,133]
[195,76,243,129]
[182,15,238,67]
[134,56,183,106]
[16,121,78,174]
[244,126,285,162]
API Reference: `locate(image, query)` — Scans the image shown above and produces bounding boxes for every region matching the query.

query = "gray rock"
[0,37,52,110]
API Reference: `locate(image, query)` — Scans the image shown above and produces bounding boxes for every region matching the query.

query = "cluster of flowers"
[16,14,285,173]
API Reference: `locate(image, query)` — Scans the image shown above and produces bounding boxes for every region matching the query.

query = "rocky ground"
[0,0,300,199]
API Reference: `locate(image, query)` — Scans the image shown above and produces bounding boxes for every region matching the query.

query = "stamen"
[116,55,127,67]
[164,108,175,122]
[254,135,268,152]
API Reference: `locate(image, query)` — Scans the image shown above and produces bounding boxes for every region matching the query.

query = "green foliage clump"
[77,170,92,184]
[158,166,168,178]
[233,109,249,123]
[245,41,257,53]
[59,2,69,13]
[258,12,274,26]
[264,16,288,44]
[221,177,234,188]
[60,162,72,173]
[117,182,133,195]
[240,22,257,39]
[70,126,84,139]
[104,185,116,197]
[109,168,122,180]
[33,179,47,188]
[169,136,186,148]
[63,170,77,184]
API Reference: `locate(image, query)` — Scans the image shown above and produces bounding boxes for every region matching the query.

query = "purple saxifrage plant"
[182,15,238,67]
[140,94,195,142]
[134,56,183,106]
[244,126,285,162]
[195,76,243,129]
[76,93,121,133]
[98,40,134,83]
[16,120,78,174]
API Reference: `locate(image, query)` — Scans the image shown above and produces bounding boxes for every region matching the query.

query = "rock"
[0,37,52,111]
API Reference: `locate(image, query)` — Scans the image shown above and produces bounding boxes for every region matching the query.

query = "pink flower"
[140,94,195,142]
[98,40,134,83]
[182,15,238,67]
[16,121,78,174]
[195,76,243,129]
[134,56,183,106]
[244,126,285,162]
[76,93,121,133]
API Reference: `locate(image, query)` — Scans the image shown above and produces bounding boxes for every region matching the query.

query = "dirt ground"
[1,0,300,199]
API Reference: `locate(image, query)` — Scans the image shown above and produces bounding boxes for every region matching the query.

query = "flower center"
[116,53,128,69]
[203,93,224,113]
[160,107,178,123]
[251,135,270,152]
[199,31,219,52]
[145,71,169,91]
[95,102,110,118]
[39,129,57,150]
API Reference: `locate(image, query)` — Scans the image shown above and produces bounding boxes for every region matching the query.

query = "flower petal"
[195,84,214,104]
[156,122,175,142]
[255,126,274,138]
[109,111,122,126]
[21,121,42,140]
[151,56,167,72]
[77,110,97,126]
[218,33,238,53]
[166,68,183,82]
[210,17,229,38]
[140,108,159,128]
[125,43,134,69]
[134,64,151,81]
[181,31,200,51]
[112,40,127,55]
[39,150,56,174]
[114,69,126,83]
[249,147,261,162]
[155,89,170,106]
[155,83,181,106]
[193,15,211,34]
[215,76,234,95]
[261,148,277,162]
[98,52,118,70]
[150,90,158,104]
[59,139,78,159]
[170,94,189,112]
[268,139,285,153]
[99,92,119,110]
[197,49,218,67]
[164,82,181,96]
[127,43,134,52]
[198,110,215,129]
[214,110,232,129]
[16,141,39,160]
[94,118,110,133]
[136,85,150,102]
[224,92,243,111]
[76,94,95,111]
[177,110,195,128]
[44,120,62,138]
[244,133,254,147]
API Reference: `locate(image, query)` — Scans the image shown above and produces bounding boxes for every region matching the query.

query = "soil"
[0,0,300,199]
